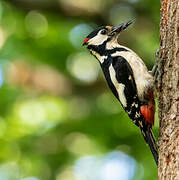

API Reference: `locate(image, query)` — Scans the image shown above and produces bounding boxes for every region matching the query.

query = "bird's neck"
[88,41,128,64]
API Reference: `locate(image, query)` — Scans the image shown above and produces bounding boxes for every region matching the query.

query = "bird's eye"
[101,29,107,35]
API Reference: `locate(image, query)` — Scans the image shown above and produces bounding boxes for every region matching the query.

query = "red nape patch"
[140,104,155,126]
[83,38,89,43]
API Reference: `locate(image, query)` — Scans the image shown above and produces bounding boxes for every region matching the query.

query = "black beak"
[109,20,134,35]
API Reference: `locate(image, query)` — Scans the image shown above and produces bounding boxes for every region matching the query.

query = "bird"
[83,20,158,165]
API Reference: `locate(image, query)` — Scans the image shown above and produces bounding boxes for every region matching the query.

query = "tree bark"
[158,0,179,179]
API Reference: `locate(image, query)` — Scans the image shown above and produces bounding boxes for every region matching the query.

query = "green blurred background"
[0,0,160,179]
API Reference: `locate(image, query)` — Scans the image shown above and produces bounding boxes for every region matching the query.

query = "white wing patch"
[118,83,127,107]
[109,64,127,107]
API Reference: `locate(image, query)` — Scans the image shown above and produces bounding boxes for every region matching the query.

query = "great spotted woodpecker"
[83,20,158,165]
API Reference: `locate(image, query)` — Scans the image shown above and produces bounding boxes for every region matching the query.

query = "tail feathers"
[140,125,158,165]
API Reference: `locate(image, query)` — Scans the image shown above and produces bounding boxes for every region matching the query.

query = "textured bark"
[158,0,179,179]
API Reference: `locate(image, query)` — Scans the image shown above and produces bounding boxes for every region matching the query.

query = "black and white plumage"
[83,21,158,165]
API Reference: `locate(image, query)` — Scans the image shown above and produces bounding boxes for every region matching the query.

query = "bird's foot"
[151,49,160,84]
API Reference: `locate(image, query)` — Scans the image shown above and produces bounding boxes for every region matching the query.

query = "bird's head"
[83,20,133,48]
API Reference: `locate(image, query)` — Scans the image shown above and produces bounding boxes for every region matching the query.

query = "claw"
[152,49,160,83]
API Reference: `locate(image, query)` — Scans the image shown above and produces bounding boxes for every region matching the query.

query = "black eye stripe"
[101,29,107,35]
[87,26,106,39]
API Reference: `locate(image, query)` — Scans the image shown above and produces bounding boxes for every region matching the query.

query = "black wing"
[112,56,158,164]
[100,55,158,164]
[111,56,142,123]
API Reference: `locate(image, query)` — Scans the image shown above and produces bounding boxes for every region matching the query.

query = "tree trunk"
[158,0,179,179]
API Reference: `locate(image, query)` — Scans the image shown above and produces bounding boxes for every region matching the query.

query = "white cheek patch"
[88,32,108,46]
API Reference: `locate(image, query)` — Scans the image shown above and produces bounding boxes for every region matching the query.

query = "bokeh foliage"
[0,0,160,179]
